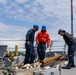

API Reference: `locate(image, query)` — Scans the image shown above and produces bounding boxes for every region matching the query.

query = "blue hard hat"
[58,29,65,34]
[41,25,46,30]
[33,24,39,30]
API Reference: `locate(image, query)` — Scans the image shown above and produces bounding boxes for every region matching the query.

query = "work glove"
[26,41,30,45]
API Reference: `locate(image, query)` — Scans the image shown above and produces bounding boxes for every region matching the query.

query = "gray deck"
[0,56,76,75]
[61,56,76,75]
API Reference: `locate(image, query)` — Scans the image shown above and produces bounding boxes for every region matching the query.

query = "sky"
[0,0,76,51]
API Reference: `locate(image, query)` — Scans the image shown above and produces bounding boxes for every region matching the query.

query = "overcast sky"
[0,0,76,51]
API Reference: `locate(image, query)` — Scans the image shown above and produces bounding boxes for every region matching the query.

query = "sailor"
[24,25,39,64]
[36,25,51,61]
[58,29,76,69]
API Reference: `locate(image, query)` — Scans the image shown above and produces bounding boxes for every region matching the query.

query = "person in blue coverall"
[24,25,39,64]
[58,29,76,69]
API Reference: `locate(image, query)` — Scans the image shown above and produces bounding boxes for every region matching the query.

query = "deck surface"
[61,56,76,75]
[0,56,76,75]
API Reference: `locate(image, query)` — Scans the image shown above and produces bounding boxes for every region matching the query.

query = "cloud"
[0,22,28,50]
[0,0,72,23]
[15,0,28,3]
[0,22,28,39]
[0,0,76,51]
[0,0,8,5]
[0,0,76,36]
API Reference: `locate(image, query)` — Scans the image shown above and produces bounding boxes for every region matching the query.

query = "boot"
[62,65,71,69]
[71,64,75,67]
[62,63,72,69]
[71,61,75,68]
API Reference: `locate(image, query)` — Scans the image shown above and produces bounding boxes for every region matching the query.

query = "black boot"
[62,63,72,69]
[71,61,75,68]
[62,65,71,69]
[71,64,75,67]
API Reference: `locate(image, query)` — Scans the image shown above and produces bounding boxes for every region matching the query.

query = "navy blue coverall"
[24,29,36,64]
[63,32,76,65]
[37,43,46,61]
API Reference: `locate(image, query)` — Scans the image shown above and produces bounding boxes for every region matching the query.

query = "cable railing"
[0,39,67,53]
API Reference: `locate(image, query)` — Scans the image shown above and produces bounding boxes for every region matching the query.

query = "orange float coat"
[36,31,51,46]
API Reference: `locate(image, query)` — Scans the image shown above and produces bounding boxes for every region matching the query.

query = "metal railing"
[0,40,67,54]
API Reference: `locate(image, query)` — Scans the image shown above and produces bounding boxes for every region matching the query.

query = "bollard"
[15,45,18,56]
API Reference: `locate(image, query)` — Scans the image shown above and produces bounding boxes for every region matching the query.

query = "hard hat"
[33,24,39,30]
[58,29,65,34]
[41,25,46,30]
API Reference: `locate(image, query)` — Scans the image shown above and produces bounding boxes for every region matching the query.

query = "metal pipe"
[71,0,73,36]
